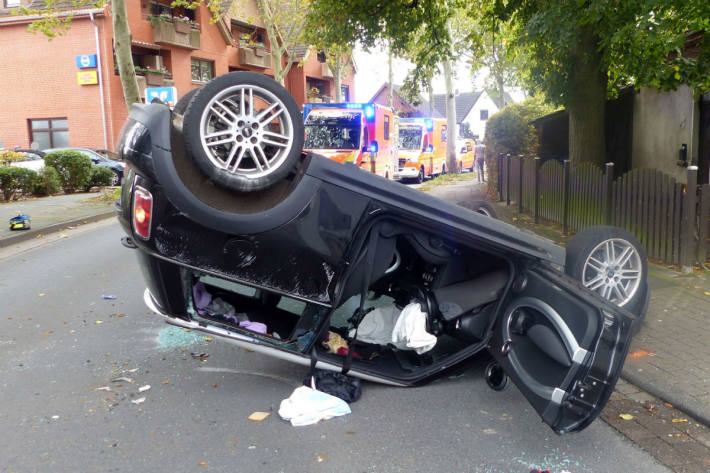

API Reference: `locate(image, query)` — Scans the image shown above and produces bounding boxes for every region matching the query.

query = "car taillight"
[133,186,153,240]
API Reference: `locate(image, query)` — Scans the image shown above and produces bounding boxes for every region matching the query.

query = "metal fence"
[497,154,710,267]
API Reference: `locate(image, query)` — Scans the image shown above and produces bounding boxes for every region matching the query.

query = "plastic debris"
[138,385,151,393]
[315,455,327,463]
[619,413,634,420]
[124,368,139,373]
[131,397,146,405]
[191,352,209,361]
[102,295,117,300]
[278,386,351,426]
[51,415,60,420]
[248,411,271,422]
[96,386,111,392]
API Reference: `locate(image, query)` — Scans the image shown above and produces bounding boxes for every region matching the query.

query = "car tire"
[458,162,462,173]
[111,171,121,186]
[173,87,200,117]
[565,226,648,315]
[416,168,424,184]
[460,200,497,218]
[182,71,304,193]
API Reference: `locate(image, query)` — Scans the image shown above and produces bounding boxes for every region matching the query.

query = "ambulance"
[394,118,448,183]
[458,139,476,172]
[303,103,397,179]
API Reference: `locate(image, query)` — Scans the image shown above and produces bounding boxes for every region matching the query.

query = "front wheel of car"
[565,226,648,315]
[182,71,304,193]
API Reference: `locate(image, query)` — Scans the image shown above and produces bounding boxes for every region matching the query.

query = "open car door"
[489,266,636,434]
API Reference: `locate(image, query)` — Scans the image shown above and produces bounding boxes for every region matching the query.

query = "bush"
[44,150,92,193]
[32,166,61,196]
[0,150,27,165]
[483,97,555,196]
[83,166,115,191]
[0,166,38,201]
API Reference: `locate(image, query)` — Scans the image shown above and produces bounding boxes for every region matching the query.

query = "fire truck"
[303,103,397,179]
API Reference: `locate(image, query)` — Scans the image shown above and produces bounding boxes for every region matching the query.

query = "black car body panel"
[117,100,644,434]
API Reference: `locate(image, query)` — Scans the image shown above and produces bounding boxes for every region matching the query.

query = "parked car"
[116,72,649,434]
[44,147,125,185]
[5,148,45,171]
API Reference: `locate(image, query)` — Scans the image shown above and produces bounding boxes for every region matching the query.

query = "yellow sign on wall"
[77,70,98,85]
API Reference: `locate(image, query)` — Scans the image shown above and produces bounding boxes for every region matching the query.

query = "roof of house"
[428,91,483,123]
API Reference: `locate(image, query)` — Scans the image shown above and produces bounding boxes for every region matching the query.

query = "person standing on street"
[474,142,486,182]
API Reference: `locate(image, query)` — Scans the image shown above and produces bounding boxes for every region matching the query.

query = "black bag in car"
[304,369,362,403]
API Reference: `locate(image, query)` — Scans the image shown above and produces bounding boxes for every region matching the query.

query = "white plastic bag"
[278,386,351,426]
[391,302,437,354]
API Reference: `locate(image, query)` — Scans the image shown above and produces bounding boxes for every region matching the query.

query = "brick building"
[0,0,354,151]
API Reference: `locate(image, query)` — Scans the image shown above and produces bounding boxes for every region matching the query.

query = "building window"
[29,118,69,149]
[149,1,195,20]
[480,109,489,121]
[341,85,350,102]
[191,58,214,82]
[4,0,21,7]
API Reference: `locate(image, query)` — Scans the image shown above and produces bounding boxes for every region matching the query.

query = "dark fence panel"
[495,158,707,266]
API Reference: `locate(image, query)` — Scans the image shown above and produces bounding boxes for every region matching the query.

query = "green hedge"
[44,150,92,193]
[0,166,37,201]
[83,166,115,191]
[483,97,554,196]
[33,166,61,196]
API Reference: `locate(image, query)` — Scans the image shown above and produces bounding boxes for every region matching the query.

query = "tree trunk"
[443,58,458,174]
[567,27,607,168]
[112,0,140,110]
[334,61,343,102]
[388,43,394,107]
[427,80,434,116]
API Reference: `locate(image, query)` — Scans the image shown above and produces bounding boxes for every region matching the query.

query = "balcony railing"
[152,20,200,50]
[238,46,272,69]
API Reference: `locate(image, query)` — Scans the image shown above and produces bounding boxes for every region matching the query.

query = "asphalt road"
[0,220,670,473]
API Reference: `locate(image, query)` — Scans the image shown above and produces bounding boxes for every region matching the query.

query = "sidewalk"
[0,192,116,248]
[2,181,708,428]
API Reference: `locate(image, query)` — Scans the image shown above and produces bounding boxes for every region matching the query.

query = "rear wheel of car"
[464,200,497,218]
[182,71,304,193]
[565,226,647,315]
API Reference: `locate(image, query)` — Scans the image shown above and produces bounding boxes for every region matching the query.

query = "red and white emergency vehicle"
[303,103,397,179]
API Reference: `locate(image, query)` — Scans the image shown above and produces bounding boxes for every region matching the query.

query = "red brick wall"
[1,2,354,151]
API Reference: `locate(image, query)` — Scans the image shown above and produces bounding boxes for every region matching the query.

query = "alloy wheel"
[581,238,642,307]
[198,84,294,180]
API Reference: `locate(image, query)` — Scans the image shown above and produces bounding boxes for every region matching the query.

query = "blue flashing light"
[424,119,434,131]
[364,104,375,121]
[345,103,363,109]
[369,142,378,153]
[427,144,434,152]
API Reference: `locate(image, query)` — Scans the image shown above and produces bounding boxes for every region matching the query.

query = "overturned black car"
[117,72,649,434]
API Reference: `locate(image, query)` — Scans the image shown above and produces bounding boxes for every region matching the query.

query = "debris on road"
[131,397,146,405]
[278,386,351,426]
[111,377,134,384]
[102,295,117,300]
[619,413,634,420]
[190,352,209,361]
[95,386,111,392]
[138,385,151,393]
[248,411,270,422]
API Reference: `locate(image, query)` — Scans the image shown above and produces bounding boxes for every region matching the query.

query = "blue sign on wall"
[76,54,97,69]
[145,87,178,108]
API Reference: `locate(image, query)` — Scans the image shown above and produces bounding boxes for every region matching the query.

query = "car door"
[489,264,636,434]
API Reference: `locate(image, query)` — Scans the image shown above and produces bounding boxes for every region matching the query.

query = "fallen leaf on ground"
[162,380,170,385]
[38,293,45,297]
[212,383,218,388]
[619,414,634,420]
[131,397,146,405]
[204,337,213,342]
[248,412,270,422]
[704,291,710,296]
[663,402,673,408]
[672,418,688,423]
[198,462,207,467]
[628,348,655,358]
[95,320,103,325]
[482,428,498,435]
[183,328,191,332]
[315,455,327,463]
